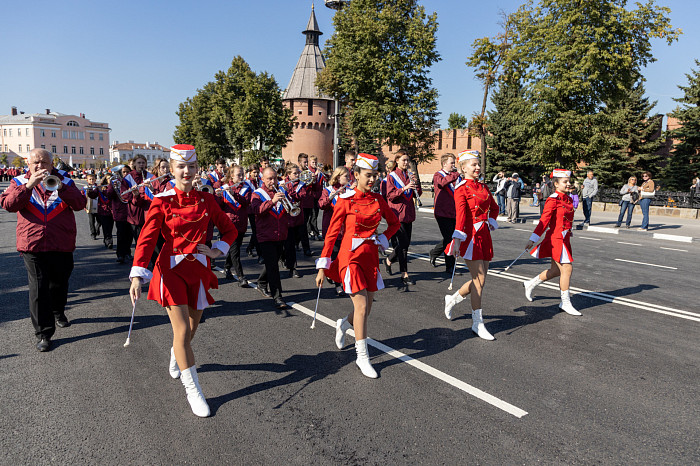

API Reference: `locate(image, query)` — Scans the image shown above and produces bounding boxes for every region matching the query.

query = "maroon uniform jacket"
[432,170,461,219]
[386,168,422,223]
[251,184,290,242]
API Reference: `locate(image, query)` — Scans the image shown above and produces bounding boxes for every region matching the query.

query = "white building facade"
[109,141,170,165]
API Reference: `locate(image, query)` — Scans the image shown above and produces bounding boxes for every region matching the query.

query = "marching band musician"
[318,166,350,297]
[207,158,227,185]
[82,171,102,240]
[315,153,400,378]
[293,154,316,255]
[384,150,422,286]
[307,154,325,241]
[428,153,461,274]
[522,169,582,316]
[128,144,238,418]
[106,165,133,263]
[1,149,86,351]
[245,164,260,258]
[283,163,311,278]
[343,150,357,185]
[122,154,151,241]
[218,165,253,287]
[251,167,292,310]
[89,174,114,249]
[443,150,499,340]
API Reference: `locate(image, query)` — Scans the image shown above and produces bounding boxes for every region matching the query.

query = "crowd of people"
[0,144,683,418]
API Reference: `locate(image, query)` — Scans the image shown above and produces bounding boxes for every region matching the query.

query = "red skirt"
[530,230,573,263]
[147,257,219,310]
[326,243,384,294]
[446,221,494,261]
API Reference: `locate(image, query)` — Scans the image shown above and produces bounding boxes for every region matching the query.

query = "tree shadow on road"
[199,350,352,415]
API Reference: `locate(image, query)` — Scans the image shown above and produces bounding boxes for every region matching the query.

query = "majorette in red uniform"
[523,169,582,316]
[315,153,400,378]
[443,150,498,340]
[128,144,238,418]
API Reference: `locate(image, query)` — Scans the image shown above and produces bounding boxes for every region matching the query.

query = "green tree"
[663,60,700,190]
[0,153,7,166]
[317,0,441,163]
[508,0,680,168]
[12,156,24,168]
[447,113,468,130]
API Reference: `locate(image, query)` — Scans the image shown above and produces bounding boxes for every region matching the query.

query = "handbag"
[630,191,640,203]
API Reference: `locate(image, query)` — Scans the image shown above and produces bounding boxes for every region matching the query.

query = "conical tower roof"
[283,5,332,101]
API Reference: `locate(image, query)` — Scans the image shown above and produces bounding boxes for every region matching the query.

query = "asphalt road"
[1,181,698,464]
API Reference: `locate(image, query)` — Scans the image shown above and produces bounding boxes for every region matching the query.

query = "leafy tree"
[663,60,700,190]
[447,113,468,130]
[317,0,441,163]
[0,153,7,166]
[12,156,24,168]
[508,0,680,168]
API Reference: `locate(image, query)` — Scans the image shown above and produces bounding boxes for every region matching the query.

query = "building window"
[99,133,104,141]
[27,144,30,152]
[99,147,104,155]
[90,147,95,155]
[327,100,332,116]
[63,145,68,153]
[18,145,22,152]
[71,146,76,154]
[307,99,313,116]
[89,132,94,140]
[2,129,5,136]
[62,130,68,139]
[8,129,12,137]
[290,101,294,112]
[467,134,472,149]
[26,128,30,136]
[41,144,46,149]
[79,146,84,155]
[52,145,57,153]
[71,131,77,139]
[438,131,442,150]
[40,129,45,137]
[452,131,457,150]
[51,130,56,138]
[66,120,79,127]
[4,144,7,152]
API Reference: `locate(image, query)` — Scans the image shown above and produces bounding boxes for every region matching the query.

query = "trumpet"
[42,174,62,191]
[272,184,301,217]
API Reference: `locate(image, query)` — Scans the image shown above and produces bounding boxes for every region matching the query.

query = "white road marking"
[514,228,529,232]
[652,233,693,243]
[660,247,688,252]
[408,252,700,322]
[614,258,677,270]
[578,236,601,241]
[617,242,642,246]
[586,226,619,234]
[288,301,528,418]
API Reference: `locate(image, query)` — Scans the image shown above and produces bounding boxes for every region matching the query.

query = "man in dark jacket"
[0,149,86,351]
[503,173,522,223]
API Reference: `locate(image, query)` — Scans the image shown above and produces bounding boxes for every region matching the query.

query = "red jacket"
[453,179,499,240]
[1,169,86,252]
[251,185,290,242]
[218,181,252,233]
[432,170,461,219]
[386,168,422,223]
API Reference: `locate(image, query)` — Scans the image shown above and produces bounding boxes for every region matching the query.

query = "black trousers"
[225,230,246,278]
[258,241,284,299]
[388,222,413,273]
[305,206,320,237]
[87,212,100,237]
[295,215,311,253]
[22,252,74,340]
[98,214,114,248]
[429,216,456,272]
[285,224,305,270]
[115,220,132,259]
[246,214,258,254]
[131,223,143,244]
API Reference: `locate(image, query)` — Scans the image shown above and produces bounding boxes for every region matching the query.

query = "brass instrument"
[42,174,62,191]
[299,170,315,184]
[272,184,301,217]
[196,183,215,194]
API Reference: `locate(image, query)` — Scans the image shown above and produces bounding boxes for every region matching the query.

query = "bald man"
[0,149,86,351]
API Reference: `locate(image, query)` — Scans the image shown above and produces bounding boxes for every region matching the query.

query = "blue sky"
[2,0,697,147]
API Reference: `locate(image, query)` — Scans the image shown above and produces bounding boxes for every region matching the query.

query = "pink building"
[0,107,110,168]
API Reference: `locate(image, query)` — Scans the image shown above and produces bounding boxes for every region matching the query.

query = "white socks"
[335,317,352,349]
[524,275,543,302]
[180,366,210,417]
[169,347,181,379]
[444,291,465,320]
[355,339,378,378]
[559,290,582,316]
[471,309,495,341]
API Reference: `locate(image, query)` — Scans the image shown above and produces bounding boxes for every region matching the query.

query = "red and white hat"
[170,144,197,163]
[356,153,379,170]
[551,169,571,178]
[457,150,480,163]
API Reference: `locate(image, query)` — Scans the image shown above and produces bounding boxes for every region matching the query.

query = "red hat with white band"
[356,153,379,170]
[551,169,571,178]
[457,150,480,163]
[170,144,197,163]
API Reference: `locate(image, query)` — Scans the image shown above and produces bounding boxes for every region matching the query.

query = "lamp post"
[325,0,350,169]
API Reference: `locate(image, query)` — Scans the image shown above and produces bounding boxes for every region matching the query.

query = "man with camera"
[0,149,86,351]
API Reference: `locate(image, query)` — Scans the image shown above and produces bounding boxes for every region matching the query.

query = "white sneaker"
[559,290,582,316]
[355,339,378,378]
[471,309,495,341]
[335,317,352,349]
[169,347,181,379]
[180,366,210,417]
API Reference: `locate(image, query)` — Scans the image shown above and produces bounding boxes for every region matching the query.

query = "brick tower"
[281,5,335,168]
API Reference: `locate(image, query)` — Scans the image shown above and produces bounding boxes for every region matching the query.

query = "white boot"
[523,275,543,302]
[180,366,210,417]
[335,317,352,349]
[355,339,378,378]
[559,290,582,316]
[169,347,180,379]
[444,291,465,320]
[471,309,495,341]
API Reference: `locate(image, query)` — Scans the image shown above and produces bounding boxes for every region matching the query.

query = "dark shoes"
[402,276,416,286]
[288,269,301,279]
[91,234,98,240]
[56,314,71,328]
[105,242,113,249]
[274,297,288,309]
[429,255,438,267]
[238,278,251,288]
[225,269,234,280]
[258,286,271,298]
[335,285,345,296]
[303,250,314,257]
[36,338,51,352]
[384,259,393,276]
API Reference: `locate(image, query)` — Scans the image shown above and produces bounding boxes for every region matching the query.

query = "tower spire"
[303,4,322,45]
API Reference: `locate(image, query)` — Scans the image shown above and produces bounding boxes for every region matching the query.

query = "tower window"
[307,99,313,116]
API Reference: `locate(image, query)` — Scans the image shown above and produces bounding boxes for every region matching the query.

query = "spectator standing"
[571,181,581,210]
[540,175,553,215]
[690,177,700,195]
[580,170,598,225]
[616,176,639,228]
[638,171,656,231]
[503,173,522,223]
[492,171,507,215]
[0,149,86,351]
[531,182,541,207]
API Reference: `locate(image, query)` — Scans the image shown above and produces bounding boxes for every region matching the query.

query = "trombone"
[271,184,301,217]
